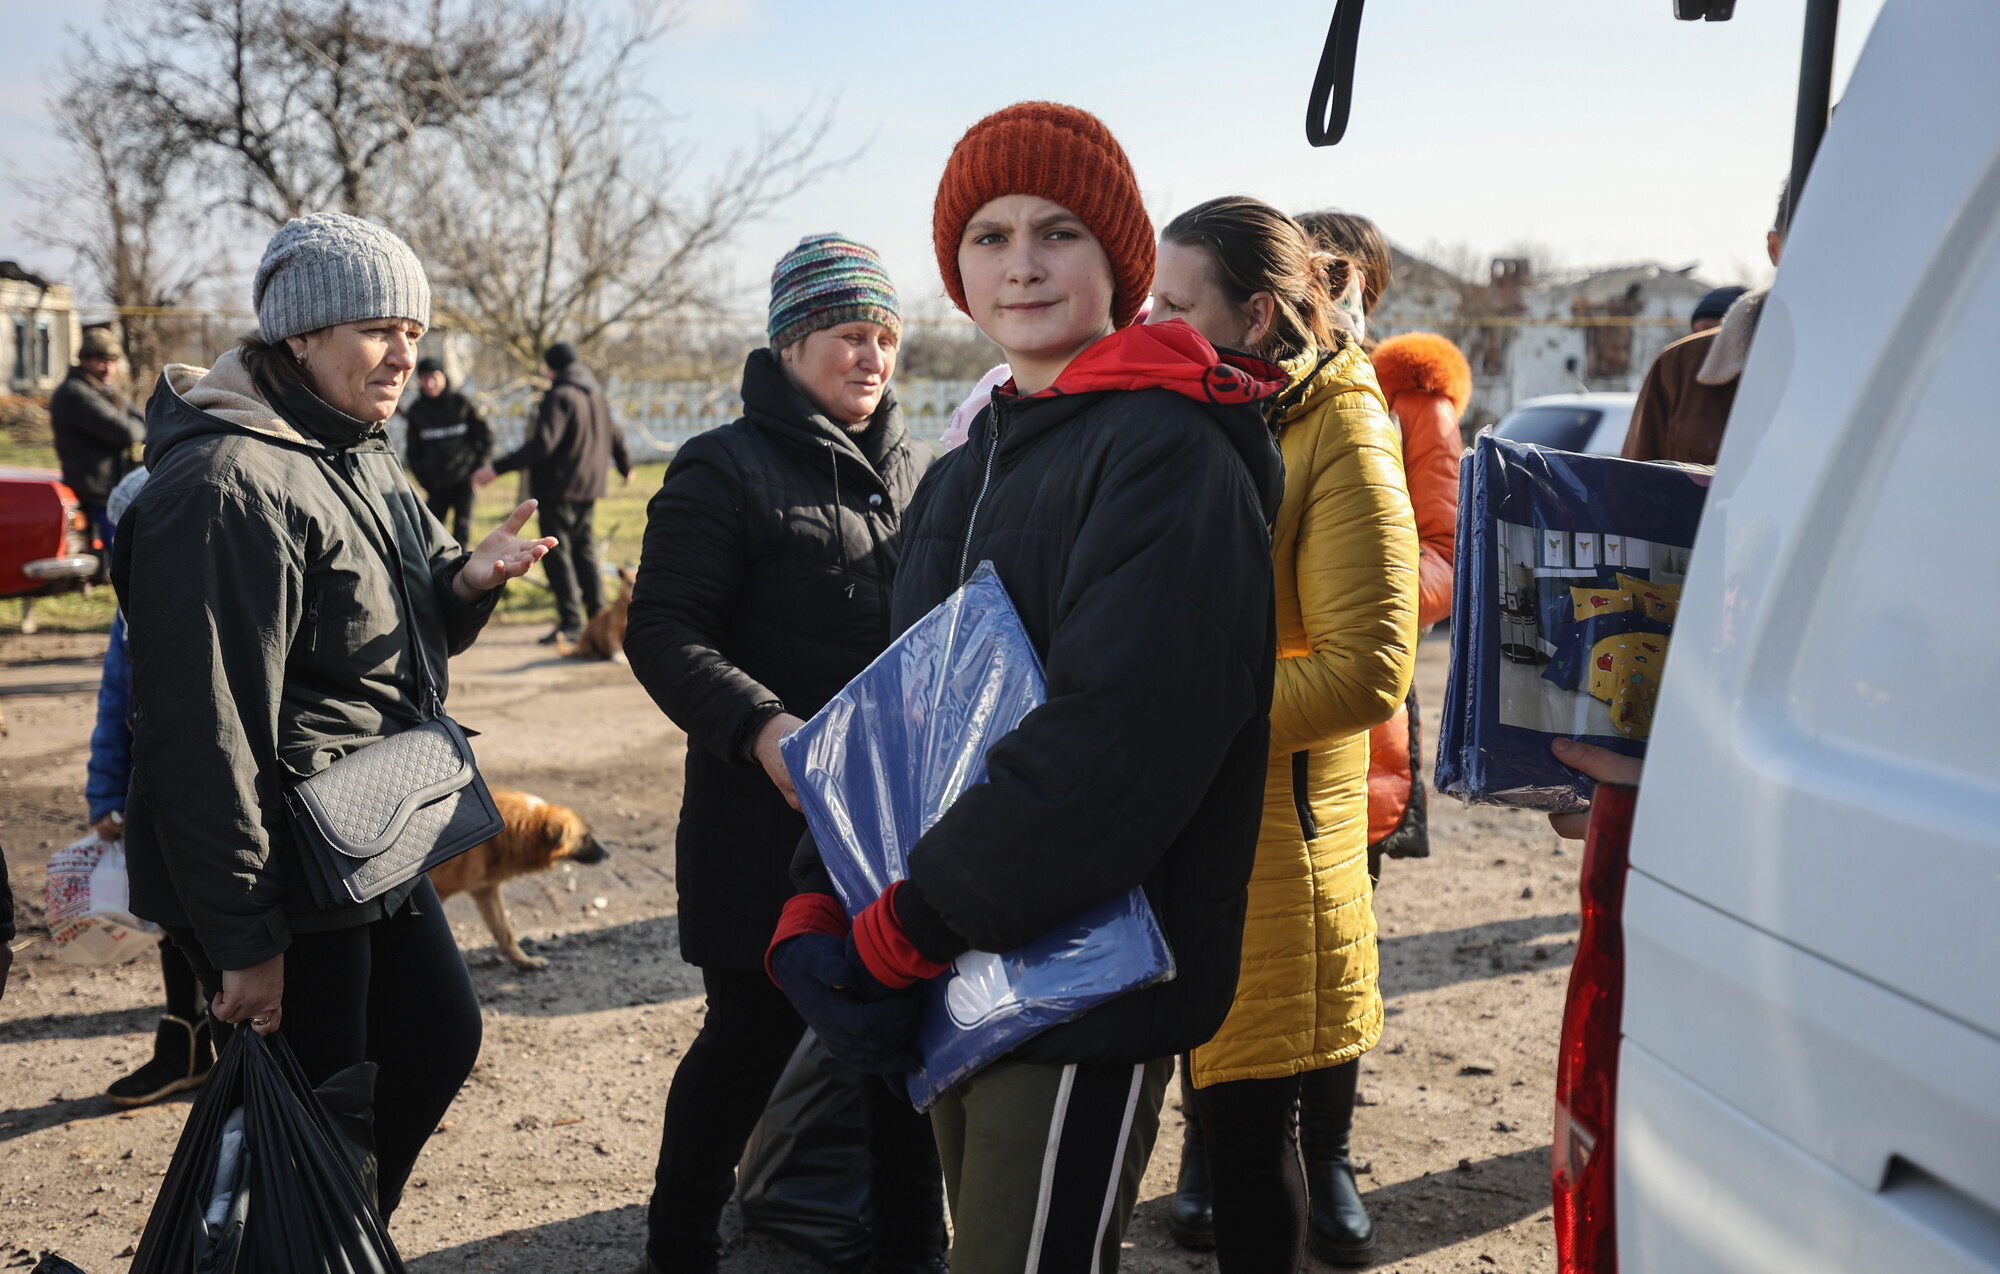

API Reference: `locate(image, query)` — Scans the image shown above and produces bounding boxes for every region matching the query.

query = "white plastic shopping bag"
[45,832,161,967]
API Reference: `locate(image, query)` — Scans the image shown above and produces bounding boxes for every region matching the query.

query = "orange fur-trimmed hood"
[1371,332,1472,418]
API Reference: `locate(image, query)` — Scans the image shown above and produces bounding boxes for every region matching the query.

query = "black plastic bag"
[131,1026,404,1274]
[735,1032,872,1267]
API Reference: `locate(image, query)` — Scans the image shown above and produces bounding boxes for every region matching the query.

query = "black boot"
[1301,1059,1376,1266]
[1168,1054,1215,1250]
[107,1014,213,1108]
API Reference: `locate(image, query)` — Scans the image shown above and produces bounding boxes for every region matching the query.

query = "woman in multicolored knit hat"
[623,233,944,1274]
[765,102,1289,1274]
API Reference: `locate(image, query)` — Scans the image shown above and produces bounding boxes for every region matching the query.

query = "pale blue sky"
[1,0,1887,315]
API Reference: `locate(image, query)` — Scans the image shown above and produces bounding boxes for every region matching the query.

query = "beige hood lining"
[162,349,314,447]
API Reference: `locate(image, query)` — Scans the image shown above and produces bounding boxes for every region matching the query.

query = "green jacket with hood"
[111,350,499,970]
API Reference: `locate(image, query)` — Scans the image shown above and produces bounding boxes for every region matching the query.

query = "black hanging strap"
[1305,0,1367,148]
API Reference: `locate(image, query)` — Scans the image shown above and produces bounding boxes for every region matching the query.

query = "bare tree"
[19,56,216,390]
[105,0,559,226]
[393,3,847,375]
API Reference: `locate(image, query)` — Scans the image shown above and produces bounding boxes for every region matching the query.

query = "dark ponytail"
[1160,196,1337,363]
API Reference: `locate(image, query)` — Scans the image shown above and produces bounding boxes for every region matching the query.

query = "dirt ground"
[1,622,1575,1274]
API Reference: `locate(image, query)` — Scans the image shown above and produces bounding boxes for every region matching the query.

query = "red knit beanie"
[933,102,1155,330]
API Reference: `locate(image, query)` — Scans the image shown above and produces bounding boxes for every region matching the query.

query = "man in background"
[50,327,145,565]
[404,356,491,546]
[1689,285,1747,334]
[475,342,631,645]
[1623,184,1788,465]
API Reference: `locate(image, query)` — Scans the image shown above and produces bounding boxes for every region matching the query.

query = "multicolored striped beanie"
[768,233,902,351]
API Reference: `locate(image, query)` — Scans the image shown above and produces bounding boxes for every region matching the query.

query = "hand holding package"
[782,563,1174,1109]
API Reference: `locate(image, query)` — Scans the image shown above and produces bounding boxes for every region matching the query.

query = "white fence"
[468,377,982,460]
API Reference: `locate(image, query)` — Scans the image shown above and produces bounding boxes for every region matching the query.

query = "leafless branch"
[100,0,563,225]
[16,48,221,388]
[390,1,852,375]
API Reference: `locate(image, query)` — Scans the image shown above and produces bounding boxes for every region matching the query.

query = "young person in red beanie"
[765,101,1287,1273]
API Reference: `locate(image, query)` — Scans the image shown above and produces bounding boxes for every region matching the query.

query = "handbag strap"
[318,448,446,721]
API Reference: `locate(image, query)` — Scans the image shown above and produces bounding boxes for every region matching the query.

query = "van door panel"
[1624,873,2000,1212]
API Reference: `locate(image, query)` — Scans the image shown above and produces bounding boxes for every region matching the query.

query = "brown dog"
[428,786,609,970]
[558,566,633,662]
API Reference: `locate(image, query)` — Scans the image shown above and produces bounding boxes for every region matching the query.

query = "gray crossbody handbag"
[285,456,503,908]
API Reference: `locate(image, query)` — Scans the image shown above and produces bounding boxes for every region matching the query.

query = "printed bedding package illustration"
[1437,432,1712,811]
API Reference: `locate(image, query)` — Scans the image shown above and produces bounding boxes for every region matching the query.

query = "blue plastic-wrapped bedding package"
[1435,432,1712,812]
[781,562,1176,1110]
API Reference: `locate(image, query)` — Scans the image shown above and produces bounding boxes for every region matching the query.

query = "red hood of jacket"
[1006,319,1288,405]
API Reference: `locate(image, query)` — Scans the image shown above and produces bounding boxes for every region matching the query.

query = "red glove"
[851,881,952,990]
[765,893,849,986]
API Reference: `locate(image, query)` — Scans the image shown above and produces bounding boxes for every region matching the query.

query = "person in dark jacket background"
[622,233,943,1274]
[404,356,491,545]
[115,212,554,1220]
[1622,184,1787,466]
[475,343,632,644]
[765,103,1285,1274]
[50,326,145,560]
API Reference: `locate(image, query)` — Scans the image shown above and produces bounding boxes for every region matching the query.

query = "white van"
[1550,1,2000,1270]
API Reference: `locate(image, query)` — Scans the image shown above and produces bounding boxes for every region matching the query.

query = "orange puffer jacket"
[1366,333,1470,847]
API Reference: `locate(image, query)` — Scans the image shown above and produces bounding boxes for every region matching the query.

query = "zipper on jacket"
[1291,750,1318,841]
[956,403,1003,586]
[825,441,855,595]
[306,592,321,659]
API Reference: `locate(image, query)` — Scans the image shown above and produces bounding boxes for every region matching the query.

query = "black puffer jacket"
[624,348,928,968]
[793,323,1288,1068]
[112,353,497,970]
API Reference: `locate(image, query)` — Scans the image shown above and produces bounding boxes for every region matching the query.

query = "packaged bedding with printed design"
[1436,432,1712,811]
[45,832,162,968]
[782,562,1176,1110]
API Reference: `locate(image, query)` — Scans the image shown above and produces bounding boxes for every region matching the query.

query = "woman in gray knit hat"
[112,212,554,1221]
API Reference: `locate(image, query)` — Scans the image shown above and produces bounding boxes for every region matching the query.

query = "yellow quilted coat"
[1190,342,1420,1088]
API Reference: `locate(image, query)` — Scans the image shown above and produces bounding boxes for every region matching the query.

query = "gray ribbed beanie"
[253,212,432,343]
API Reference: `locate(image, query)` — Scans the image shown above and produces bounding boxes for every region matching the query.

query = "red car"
[0,466,99,619]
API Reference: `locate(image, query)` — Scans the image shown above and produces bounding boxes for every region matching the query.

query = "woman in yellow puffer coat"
[1150,195,1419,1272]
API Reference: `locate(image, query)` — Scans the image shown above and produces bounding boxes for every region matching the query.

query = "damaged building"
[1370,249,1720,433]
[2,262,79,397]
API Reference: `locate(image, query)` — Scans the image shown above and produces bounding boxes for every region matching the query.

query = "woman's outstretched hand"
[454,500,557,601]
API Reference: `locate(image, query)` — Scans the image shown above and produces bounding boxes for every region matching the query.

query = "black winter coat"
[50,365,144,502]
[795,363,1286,1069]
[624,349,928,969]
[113,353,497,970]
[491,362,631,503]
[404,387,492,492]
